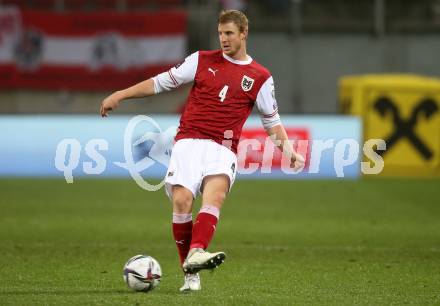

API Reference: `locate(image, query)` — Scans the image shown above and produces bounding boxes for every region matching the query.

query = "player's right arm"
[100,52,199,117]
[100,79,155,117]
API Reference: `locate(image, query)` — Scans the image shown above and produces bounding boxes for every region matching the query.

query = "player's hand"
[291,152,305,172]
[100,92,122,117]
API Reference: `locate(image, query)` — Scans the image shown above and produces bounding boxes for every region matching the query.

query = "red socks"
[190,205,220,250]
[172,213,192,265]
[172,205,220,265]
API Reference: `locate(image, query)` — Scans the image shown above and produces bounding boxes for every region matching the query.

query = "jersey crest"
[241,75,255,92]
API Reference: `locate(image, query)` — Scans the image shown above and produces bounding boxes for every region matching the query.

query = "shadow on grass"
[0,287,182,296]
[0,289,136,296]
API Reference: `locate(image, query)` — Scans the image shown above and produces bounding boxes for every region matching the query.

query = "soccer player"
[100,10,305,292]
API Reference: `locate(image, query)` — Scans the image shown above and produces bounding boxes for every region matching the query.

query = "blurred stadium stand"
[0,0,440,114]
[3,0,440,32]
[246,0,440,33]
[0,0,186,11]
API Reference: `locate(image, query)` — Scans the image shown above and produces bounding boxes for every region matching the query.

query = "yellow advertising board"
[339,74,440,176]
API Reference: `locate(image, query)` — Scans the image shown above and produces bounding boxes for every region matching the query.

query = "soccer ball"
[123,254,162,292]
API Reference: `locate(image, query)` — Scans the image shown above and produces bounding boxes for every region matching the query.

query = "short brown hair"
[218,10,249,33]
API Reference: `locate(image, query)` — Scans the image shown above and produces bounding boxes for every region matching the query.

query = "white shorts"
[165,139,237,199]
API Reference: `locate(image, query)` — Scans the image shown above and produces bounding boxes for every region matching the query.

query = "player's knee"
[209,190,227,207]
[172,194,193,213]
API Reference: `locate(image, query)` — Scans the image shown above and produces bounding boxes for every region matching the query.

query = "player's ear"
[242,28,248,40]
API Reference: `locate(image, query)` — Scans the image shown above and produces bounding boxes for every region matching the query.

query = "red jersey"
[153,50,279,154]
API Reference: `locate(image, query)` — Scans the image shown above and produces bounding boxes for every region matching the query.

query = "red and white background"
[0,6,187,90]
[239,127,311,171]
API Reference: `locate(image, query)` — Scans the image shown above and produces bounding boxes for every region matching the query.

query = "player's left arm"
[256,76,305,171]
[265,124,305,171]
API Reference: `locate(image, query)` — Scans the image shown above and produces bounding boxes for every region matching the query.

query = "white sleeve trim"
[152,51,199,93]
[256,76,281,129]
[262,116,282,129]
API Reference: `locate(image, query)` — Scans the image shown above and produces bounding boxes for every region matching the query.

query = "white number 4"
[219,85,229,102]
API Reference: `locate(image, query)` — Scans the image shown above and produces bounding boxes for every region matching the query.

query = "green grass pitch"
[0,178,439,305]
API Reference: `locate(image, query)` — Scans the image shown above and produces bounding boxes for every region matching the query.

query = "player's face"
[218,22,246,57]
